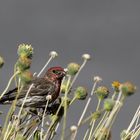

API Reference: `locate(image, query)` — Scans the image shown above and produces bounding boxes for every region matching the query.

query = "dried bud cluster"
[16,44,33,84]
[17,44,33,58]
[120,82,136,96]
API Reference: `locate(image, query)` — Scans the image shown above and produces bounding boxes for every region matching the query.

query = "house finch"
[0,67,66,108]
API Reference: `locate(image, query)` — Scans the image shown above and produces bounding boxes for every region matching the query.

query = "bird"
[0,67,66,108]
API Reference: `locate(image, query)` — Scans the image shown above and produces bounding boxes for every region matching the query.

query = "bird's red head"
[45,66,66,81]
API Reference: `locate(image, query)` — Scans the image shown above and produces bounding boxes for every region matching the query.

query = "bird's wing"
[0,78,56,102]
[21,77,56,97]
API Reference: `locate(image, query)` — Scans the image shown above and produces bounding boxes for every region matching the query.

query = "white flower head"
[70,125,77,132]
[46,95,52,101]
[49,51,58,58]
[94,76,102,82]
[82,54,91,60]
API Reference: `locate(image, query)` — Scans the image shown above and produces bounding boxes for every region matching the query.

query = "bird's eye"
[52,70,61,75]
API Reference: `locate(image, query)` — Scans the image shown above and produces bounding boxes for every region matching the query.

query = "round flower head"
[67,62,80,76]
[74,86,88,100]
[49,51,58,58]
[17,44,33,58]
[104,98,115,111]
[82,54,91,60]
[120,82,136,96]
[94,76,102,83]
[18,70,33,84]
[95,86,109,100]
[112,81,120,92]
[0,56,4,68]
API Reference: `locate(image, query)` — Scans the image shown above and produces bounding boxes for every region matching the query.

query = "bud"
[18,70,33,84]
[49,51,58,58]
[74,86,88,100]
[112,81,120,92]
[17,44,33,58]
[95,86,109,100]
[0,56,4,68]
[67,62,80,76]
[16,57,31,71]
[92,111,101,120]
[120,82,136,96]
[94,76,102,82]
[70,125,77,133]
[82,54,91,60]
[104,98,115,111]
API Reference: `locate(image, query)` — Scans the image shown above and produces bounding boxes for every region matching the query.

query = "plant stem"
[88,99,101,140]
[0,71,20,99]
[61,75,71,140]
[41,100,49,140]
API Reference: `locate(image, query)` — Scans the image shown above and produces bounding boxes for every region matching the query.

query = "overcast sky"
[0,1,140,139]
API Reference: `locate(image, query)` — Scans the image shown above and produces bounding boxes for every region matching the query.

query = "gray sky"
[0,1,140,139]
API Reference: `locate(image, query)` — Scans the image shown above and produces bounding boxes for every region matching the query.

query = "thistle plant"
[0,45,139,140]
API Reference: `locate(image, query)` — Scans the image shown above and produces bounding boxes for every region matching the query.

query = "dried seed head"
[120,82,136,97]
[49,51,58,58]
[82,54,91,60]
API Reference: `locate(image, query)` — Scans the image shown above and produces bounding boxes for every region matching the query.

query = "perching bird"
[0,67,66,108]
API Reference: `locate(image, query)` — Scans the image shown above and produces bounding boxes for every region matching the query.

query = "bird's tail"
[0,88,17,103]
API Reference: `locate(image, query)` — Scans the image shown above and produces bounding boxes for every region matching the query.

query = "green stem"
[88,99,101,140]
[69,96,77,105]
[61,75,71,140]
[92,112,109,138]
